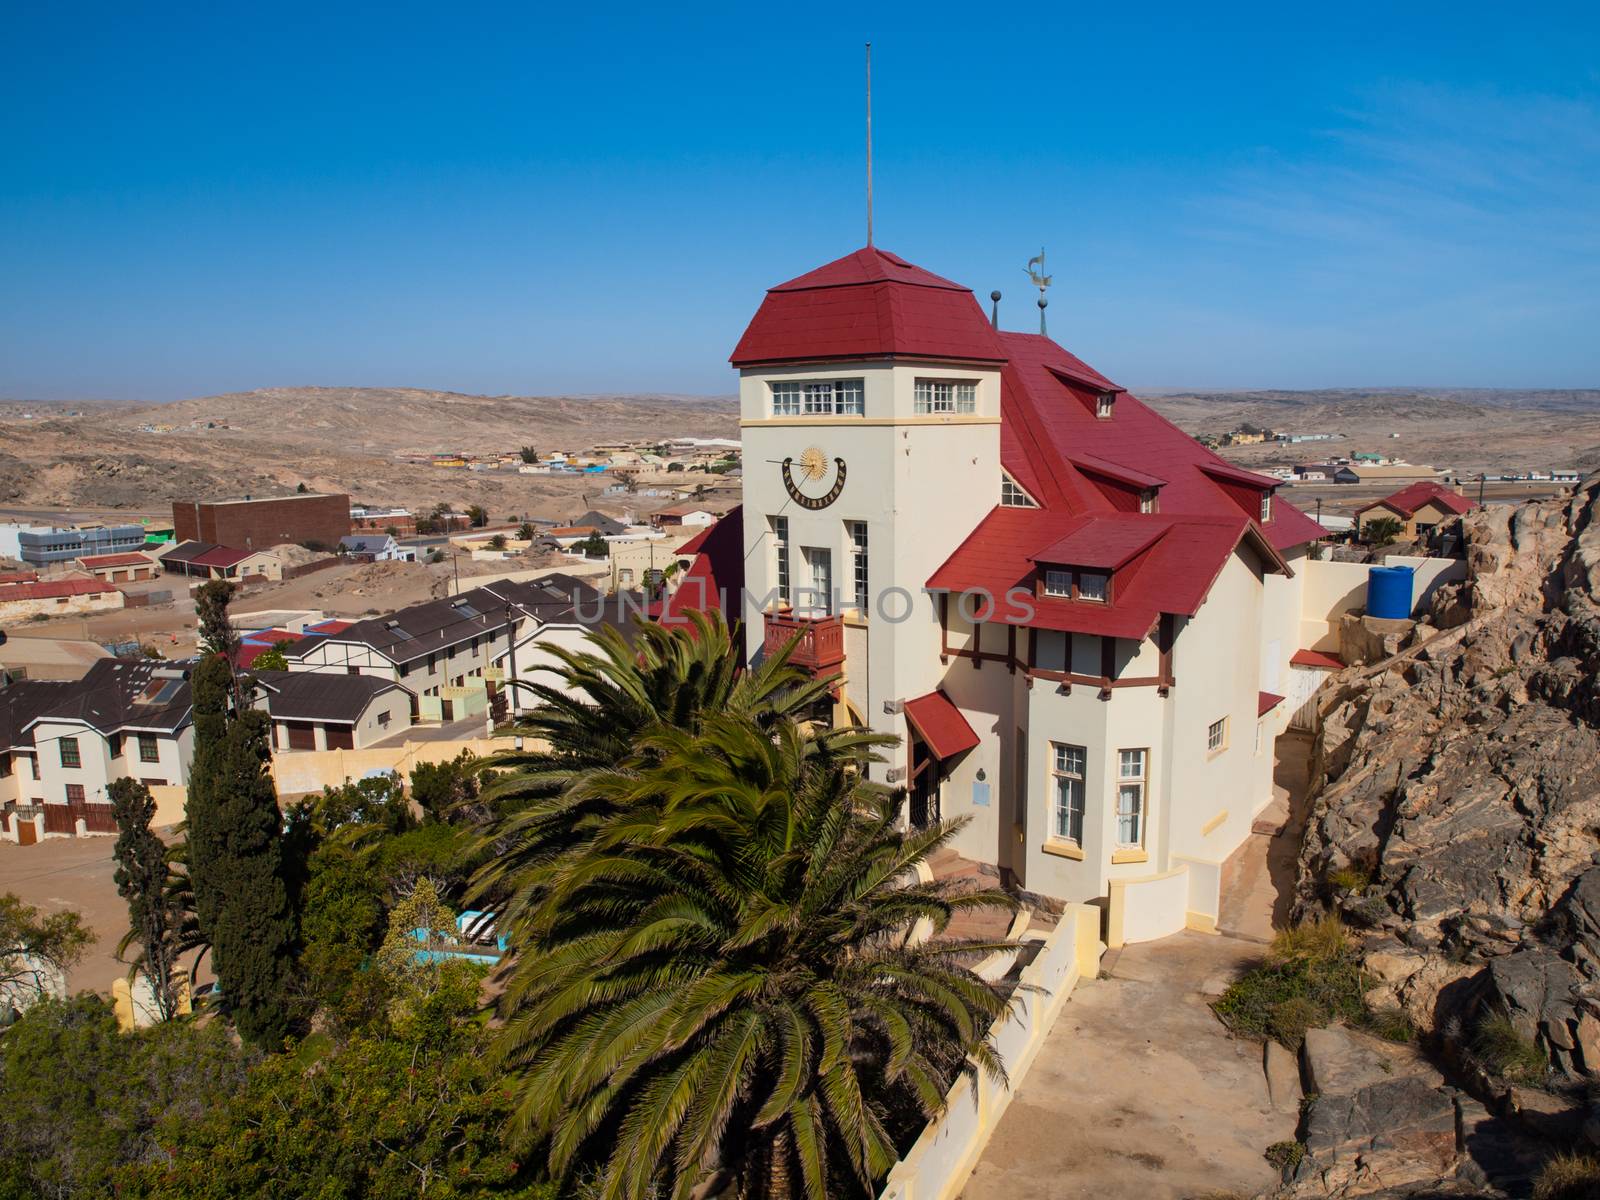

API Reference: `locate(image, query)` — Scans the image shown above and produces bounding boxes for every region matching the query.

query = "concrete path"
[964,932,1295,1200]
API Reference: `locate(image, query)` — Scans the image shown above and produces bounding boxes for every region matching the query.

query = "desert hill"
[0,388,738,516]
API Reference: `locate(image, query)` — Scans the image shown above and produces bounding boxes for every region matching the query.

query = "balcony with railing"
[763,609,846,679]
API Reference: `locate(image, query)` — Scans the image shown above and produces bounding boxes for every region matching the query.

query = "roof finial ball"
[1036,294,1048,336]
[990,289,1002,329]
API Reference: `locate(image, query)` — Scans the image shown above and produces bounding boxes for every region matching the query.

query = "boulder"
[1265,1038,1302,1112]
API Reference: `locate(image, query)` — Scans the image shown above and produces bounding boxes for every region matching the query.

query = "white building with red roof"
[685,245,1338,939]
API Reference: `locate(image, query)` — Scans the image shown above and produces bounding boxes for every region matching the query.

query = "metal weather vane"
[1026,247,1051,335]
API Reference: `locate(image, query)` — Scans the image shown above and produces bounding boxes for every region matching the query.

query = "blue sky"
[3,1,1597,400]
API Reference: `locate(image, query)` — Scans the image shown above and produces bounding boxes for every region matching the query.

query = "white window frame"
[770,516,790,607]
[803,546,833,615]
[774,378,864,418]
[1115,748,1147,847]
[1001,473,1038,508]
[1042,569,1072,598]
[1207,717,1228,753]
[914,379,978,415]
[1077,572,1109,603]
[1096,392,1116,419]
[1260,492,1273,521]
[1051,742,1086,844]
[845,520,869,613]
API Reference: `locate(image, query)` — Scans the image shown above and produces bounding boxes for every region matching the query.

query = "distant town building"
[350,505,416,537]
[649,504,717,530]
[158,541,283,582]
[74,551,160,584]
[173,492,351,551]
[14,524,147,567]
[0,578,125,622]
[1354,481,1475,539]
[339,534,413,563]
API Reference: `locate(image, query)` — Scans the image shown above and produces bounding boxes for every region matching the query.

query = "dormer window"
[1001,473,1039,508]
[1038,566,1113,604]
[1096,391,1116,419]
[772,379,864,417]
[915,379,977,415]
[1139,489,1158,514]
[1260,492,1273,521]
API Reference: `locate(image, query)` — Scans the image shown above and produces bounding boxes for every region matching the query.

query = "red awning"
[1290,649,1346,670]
[903,690,980,760]
[1258,691,1286,718]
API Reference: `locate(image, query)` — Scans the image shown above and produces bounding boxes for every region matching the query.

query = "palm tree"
[490,709,1015,1200]
[474,610,857,881]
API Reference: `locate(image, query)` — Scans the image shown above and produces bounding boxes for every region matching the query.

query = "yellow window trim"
[1040,840,1085,861]
[1200,810,1229,836]
[1110,848,1149,865]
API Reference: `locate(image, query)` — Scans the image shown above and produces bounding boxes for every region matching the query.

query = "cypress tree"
[202,709,296,1046]
[185,652,297,1046]
[184,653,232,942]
[109,778,184,1021]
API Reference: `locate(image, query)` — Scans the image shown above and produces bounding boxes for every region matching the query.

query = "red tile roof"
[309,619,354,634]
[1357,481,1475,519]
[928,509,1289,640]
[1290,648,1346,670]
[662,506,746,630]
[76,552,152,569]
[0,570,39,585]
[244,628,301,644]
[0,578,118,602]
[1258,691,1286,718]
[903,690,980,760]
[730,247,1006,367]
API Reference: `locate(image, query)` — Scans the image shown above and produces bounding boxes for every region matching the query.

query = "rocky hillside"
[1297,474,1600,1073]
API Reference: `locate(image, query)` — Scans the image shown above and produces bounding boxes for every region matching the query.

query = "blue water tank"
[1367,565,1414,619]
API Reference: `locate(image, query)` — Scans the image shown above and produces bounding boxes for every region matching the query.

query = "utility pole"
[503,603,519,719]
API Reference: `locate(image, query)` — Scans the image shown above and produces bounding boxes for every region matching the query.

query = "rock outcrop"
[1297,476,1600,1073]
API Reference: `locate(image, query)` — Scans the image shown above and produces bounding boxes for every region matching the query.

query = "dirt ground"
[0,834,140,994]
[964,932,1295,1200]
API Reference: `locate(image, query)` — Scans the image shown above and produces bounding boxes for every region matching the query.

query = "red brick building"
[173,493,351,551]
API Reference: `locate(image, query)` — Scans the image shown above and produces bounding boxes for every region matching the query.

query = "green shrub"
[1474,1012,1548,1081]
[1534,1153,1600,1200]
[1357,1005,1416,1043]
[1265,1141,1307,1172]
[1213,916,1370,1047]
[1326,864,1372,893]
[1345,894,1393,928]
[1266,997,1324,1049]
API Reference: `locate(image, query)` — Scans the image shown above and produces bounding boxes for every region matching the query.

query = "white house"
[0,659,195,839]
[669,245,1335,941]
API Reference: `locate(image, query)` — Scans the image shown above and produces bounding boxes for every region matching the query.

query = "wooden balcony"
[763,610,846,677]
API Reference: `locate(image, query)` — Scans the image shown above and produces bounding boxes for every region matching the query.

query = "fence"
[270,736,506,796]
[876,903,1102,1200]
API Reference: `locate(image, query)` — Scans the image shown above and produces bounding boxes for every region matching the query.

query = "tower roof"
[729,246,1006,367]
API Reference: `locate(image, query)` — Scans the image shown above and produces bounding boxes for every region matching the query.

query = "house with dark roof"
[674,244,1341,935]
[1354,480,1475,540]
[279,573,624,722]
[250,670,414,751]
[338,533,413,563]
[157,540,282,582]
[1,659,196,839]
